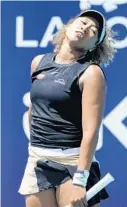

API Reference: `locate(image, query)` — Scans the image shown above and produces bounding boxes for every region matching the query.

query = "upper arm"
[30,54,44,75]
[80,65,107,137]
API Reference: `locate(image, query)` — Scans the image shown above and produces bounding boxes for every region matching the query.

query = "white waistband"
[29,144,99,163]
[29,144,80,156]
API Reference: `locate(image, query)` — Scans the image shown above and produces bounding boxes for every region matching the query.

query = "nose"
[81,24,91,34]
[81,27,88,34]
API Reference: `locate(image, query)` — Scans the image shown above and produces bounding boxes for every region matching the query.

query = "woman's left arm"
[77,64,107,171]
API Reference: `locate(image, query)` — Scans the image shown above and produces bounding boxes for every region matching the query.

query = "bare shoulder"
[31,54,44,75]
[79,64,106,90]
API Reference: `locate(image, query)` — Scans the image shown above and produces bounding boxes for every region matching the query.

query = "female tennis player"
[19,9,116,207]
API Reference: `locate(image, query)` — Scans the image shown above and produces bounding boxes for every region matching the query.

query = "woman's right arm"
[28,54,44,125]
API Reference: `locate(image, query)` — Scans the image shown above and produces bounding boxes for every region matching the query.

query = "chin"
[68,35,79,42]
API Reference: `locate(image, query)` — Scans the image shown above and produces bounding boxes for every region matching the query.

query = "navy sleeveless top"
[30,53,102,149]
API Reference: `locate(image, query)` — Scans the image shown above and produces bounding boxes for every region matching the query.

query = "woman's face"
[66,16,99,51]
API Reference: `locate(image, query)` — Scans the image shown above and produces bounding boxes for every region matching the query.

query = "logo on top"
[79,0,127,12]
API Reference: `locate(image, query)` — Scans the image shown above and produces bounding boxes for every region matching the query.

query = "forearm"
[77,133,99,170]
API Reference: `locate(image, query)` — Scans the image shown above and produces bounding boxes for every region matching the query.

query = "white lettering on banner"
[22,93,127,150]
[79,0,127,13]
[104,96,127,149]
[15,15,127,49]
[16,16,38,47]
[15,16,63,48]
[107,17,127,49]
[40,17,63,47]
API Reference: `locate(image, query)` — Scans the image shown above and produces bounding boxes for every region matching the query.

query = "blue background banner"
[2,1,127,207]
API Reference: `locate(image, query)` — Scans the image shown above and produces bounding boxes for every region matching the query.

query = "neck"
[55,39,86,64]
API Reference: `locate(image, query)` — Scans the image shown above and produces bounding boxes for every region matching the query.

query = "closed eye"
[91,28,97,35]
[81,20,87,25]
[92,30,96,35]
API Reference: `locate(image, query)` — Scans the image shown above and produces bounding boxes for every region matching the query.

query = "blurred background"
[1,1,127,207]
